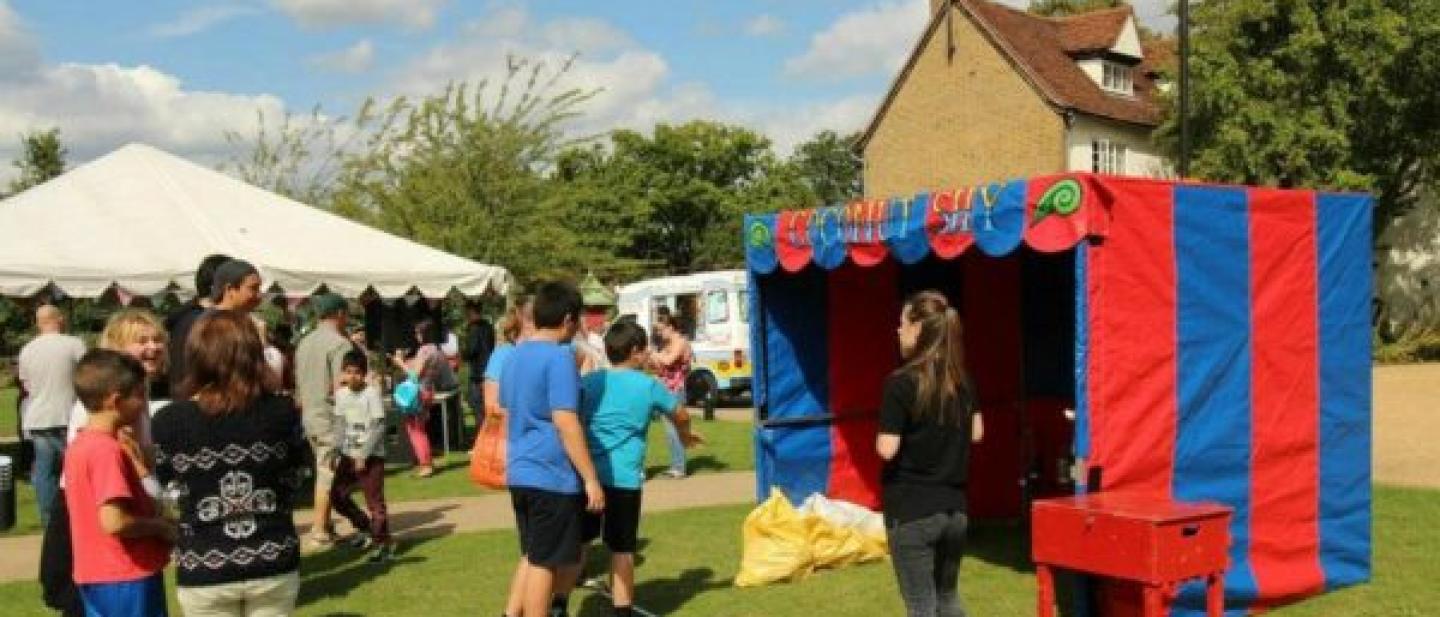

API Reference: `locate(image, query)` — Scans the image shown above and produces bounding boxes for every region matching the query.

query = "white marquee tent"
[0,143,511,300]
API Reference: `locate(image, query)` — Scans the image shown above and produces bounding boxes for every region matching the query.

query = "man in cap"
[293,293,353,549]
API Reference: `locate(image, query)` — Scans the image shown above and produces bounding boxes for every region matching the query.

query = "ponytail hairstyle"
[899,290,969,426]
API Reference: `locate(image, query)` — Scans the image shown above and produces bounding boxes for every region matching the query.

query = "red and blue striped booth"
[743,174,1371,615]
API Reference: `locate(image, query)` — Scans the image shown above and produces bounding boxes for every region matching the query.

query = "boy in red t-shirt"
[64,350,176,617]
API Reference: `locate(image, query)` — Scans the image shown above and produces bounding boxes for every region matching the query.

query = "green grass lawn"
[378,415,754,505]
[1,485,1435,616]
[0,412,755,536]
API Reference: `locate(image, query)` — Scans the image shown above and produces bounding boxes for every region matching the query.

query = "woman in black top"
[876,291,984,617]
[153,311,305,616]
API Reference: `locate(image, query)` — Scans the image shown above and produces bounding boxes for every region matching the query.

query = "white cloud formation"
[148,4,258,39]
[744,14,785,38]
[783,0,929,82]
[388,5,869,154]
[270,0,449,30]
[0,3,286,183]
[308,39,375,74]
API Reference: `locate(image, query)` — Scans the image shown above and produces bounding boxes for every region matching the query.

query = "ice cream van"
[616,270,751,407]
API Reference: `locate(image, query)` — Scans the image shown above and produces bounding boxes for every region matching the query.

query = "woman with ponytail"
[876,290,984,617]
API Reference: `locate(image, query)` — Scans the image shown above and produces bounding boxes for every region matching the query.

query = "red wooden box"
[1031,493,1232,616]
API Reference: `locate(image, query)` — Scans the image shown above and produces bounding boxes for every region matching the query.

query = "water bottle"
[160,481,187,522]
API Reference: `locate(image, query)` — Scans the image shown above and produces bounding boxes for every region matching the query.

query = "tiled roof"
[964,0,1162,126]
[859,0,1165,148]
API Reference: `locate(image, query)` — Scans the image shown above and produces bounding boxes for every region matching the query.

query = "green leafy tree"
[226,55,600,284]
[7,127,67,196]
[1156,0,1440,236]
[1028,0,1124,17]
[789,130,862,207]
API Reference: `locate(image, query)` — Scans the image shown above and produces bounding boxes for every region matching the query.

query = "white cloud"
[783,0,929,81]
[389,5,875,155]
[148,4,258,39]
[744,14,785,38]
[308,40,375,74]
[0,3,287,183]
[270,0,449,30]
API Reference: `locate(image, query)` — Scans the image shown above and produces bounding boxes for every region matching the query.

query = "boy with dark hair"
[328,350,395,563]
[500,281,605,617]
[563,321,702,616]
[64,350,175,617]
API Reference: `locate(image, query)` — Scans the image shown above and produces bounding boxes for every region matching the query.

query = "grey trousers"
[886,510,969,617]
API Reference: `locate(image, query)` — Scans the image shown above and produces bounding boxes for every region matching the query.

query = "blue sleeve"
[547,349,580,415]
[651,377,679,417]
[484,345,510,381]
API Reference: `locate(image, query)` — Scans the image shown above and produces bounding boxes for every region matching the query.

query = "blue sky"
[0,0,1173,176]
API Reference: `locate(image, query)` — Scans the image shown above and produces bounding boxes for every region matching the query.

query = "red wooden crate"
[1031,493,1232,616]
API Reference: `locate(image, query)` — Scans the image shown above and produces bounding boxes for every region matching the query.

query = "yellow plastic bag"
[807,519,871,569]
[734,489,815,587]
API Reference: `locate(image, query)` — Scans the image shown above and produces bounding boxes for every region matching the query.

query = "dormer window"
[1102,61,1133,95]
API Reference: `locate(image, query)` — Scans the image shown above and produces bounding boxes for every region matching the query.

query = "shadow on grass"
[645,454,726,479]
[574,566,727,617]
[295,514,452,608]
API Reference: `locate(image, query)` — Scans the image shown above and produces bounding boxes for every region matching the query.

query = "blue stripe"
[1315,193,1373,588]
[753,267,832,502]
[1073,242,1091,467]
[1171,186,1258,617]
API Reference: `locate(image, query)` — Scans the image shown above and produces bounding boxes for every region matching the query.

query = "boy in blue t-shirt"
[568,321,702,617]
[499,282,605,617]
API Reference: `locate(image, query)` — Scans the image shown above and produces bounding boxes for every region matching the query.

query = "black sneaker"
[347,532,373,550]
[367,542,396,564]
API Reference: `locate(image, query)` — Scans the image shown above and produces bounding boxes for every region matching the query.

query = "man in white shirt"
[17,305,87,524]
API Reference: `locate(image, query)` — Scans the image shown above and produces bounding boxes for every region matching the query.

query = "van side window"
[705,290,729,324]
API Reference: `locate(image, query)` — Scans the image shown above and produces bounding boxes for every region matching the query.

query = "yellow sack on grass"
[734,489,815,587]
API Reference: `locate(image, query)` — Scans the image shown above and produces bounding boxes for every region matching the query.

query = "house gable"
[860,2,1065,198]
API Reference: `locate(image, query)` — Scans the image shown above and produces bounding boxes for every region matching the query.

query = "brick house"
[859,0,1171,199]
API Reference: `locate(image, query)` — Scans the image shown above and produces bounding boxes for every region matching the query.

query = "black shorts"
[510,487,585,567]
[581,487,643,553]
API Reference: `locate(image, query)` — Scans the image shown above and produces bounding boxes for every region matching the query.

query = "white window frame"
[1101,61,1134,95]
[1091,140,1128,175]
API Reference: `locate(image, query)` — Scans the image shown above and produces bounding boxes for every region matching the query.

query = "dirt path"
[1374,363,1440,489]
[0,471,756,584]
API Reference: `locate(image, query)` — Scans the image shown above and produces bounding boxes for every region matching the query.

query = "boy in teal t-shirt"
[572,321,702,617]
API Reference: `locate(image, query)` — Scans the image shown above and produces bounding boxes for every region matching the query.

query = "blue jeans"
[887,510,969,617]
[29,428,66,527]
[655,412,685,475]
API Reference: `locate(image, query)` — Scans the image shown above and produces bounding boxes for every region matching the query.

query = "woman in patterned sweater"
[153,311,305,616]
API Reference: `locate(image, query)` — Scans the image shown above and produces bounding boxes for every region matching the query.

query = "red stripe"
[1086,179,1175,497]
[963,253,1025,518]
[825,260,900,509]
[1247,189,1326,604]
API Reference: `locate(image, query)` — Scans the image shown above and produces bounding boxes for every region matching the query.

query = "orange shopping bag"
[469,409,507,489]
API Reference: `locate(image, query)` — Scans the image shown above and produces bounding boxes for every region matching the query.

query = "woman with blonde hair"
[875,291,983,617]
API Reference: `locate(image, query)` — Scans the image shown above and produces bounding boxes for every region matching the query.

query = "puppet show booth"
[742,174,1372,615]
